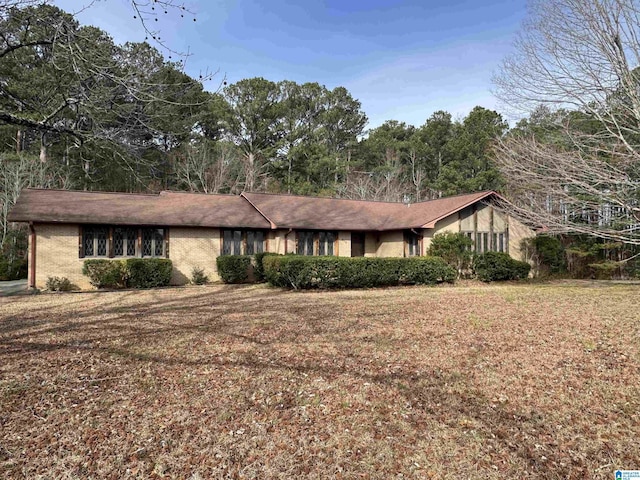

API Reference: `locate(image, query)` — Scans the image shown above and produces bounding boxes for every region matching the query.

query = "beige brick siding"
[376,231,404,257]
[34,223,89,289]
[169,228,220,285]
[337,231,351,257]
[507,215,534,261]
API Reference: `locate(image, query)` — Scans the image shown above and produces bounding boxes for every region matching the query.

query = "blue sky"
[54,0,527,129]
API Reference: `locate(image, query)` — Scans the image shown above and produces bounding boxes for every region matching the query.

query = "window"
[81,225,166,258]
[405,231,421,257]
[297,231,315,255]
[468,231,507,254]
[492,232,506,253]
[221,229,266,255]
[83,226,108,257]
[142,228,165,257]
[246,231,264,255]
[318,231,335,256]
[113,227,137,257]
[296,231,336,256]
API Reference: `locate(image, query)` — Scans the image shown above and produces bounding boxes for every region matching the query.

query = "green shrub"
[83,258,172,289]
[45,276,74,292]
[124,258,173,288]
[0,229,28,281]
[82,259,126,288]
[191,266,209,285]
[531,235,566,274]
[253,252,279,282]
[216,255,251,283]
[262,255,456,290]
[0,256,27,281]
[473,251,531,282]
[427,232,473,274]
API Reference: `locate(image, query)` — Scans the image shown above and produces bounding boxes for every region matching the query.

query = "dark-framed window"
[318,231,335,256]
[222,229,266,255]
[405,231,421,257]
[80,225,167,259]
[296,231,336,256]
[113,227,138,257]
[142,228,165,257]
[465,230,508,254]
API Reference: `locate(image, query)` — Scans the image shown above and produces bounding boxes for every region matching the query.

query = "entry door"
[351,232,365,257]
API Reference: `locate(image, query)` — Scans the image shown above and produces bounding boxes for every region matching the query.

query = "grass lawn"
[1,281,639,479]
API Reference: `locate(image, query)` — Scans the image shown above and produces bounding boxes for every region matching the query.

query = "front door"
[351,232,365,257]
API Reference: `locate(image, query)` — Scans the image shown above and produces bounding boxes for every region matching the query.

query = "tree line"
[5,0,640,280]
[0,3,508,249]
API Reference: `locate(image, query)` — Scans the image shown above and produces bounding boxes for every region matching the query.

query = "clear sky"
[53,0,527,129]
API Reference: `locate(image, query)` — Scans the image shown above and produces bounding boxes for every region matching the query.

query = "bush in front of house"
[45,276,75,292]
[473,251,531,282]
[262,255,456,290]
[253,252,279,282]
[427,232,473,275]
[82,258,172,289]
[190,266,209,285]
[82,259,126,288]
[123,258,173,288]
[216,255,252,283]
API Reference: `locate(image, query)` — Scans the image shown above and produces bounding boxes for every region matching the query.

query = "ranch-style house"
[8,188,535,289]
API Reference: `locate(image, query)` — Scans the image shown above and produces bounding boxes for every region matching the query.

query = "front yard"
[1,282,639,479]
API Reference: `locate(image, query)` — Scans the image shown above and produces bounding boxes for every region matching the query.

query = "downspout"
[28,223,36,289]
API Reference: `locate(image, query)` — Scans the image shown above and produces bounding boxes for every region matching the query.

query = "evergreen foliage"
[262,255,456,290]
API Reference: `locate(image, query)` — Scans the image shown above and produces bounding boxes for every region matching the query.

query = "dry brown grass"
[1,281,639,479]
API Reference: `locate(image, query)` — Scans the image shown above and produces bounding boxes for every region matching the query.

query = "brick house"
[8,189,534,289]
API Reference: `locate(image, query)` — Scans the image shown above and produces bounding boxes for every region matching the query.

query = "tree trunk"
[39,133,47,163]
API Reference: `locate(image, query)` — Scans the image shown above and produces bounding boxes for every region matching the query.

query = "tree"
[494,0,640,245]
[435,107,507,195]
[222,77,282,192]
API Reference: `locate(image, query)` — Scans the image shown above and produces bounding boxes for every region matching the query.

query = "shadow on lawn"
[0,285,604,478]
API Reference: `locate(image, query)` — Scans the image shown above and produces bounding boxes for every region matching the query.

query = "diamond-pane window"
[142,229,153,257]
[246,231,255,255]
[113,229,124,256]
[96,228,108,256]
[255,231,264,253]
[126,229,137,256]
[223,230,232,255]
[154,229,164,256]
[83,228,94,256]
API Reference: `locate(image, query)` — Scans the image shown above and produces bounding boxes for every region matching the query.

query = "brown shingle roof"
[8,188,498,231]
[7,189,271,229]
[242,191,496,230]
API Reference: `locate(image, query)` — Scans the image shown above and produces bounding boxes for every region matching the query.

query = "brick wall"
[34,223,89,289]
[168,228,221,285]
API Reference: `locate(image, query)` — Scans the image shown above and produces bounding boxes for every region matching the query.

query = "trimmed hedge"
[253,252,279,282]
[82,258,172,289]
[473,251,531,282]
[262,255,456,290]
[83,259,126,288]
[125,258,172,288]
[216,255,252,283]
